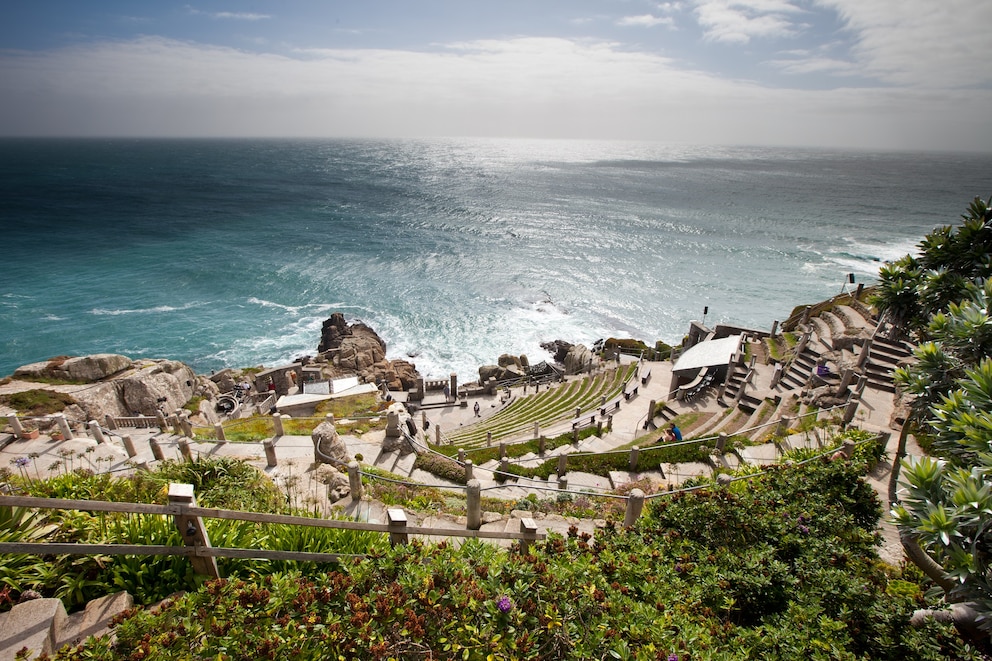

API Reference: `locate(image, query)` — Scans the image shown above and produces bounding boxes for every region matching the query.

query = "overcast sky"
[1,1,990,150]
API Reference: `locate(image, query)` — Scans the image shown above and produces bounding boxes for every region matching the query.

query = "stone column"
[273,413,285,437]
[7,414,24,438]
[149,437,165,461]
[624,489,645,527]
[263,440,277,467]
[449,373,458,400]
[55,413,73,441]
[464,459,474,482]
[466,480,482,531]
[88,420,106,444]
[628,446,639,471]
[347,461,363,502]
[178,438,193,460]
[122,434,137,458]
[214,423,226,442]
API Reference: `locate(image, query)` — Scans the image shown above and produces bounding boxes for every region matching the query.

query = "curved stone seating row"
[445,364,636,448]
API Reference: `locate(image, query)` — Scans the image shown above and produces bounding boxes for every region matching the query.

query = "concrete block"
[0,598,67,661]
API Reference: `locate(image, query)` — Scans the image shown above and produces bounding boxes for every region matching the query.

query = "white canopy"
[672,335,742,373]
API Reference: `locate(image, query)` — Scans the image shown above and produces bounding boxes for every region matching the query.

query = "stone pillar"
[387,508,409,545]
[105,414,118,431]
[857,339,872,368]
[149,437,165,461]
[416,378,425,401]
[843,398,860,425]
[800,306,811,325]
[55,413,73,441]
[435,424,441,445]
[7,414,26,438]
[179,414,193,438]
[449,373,458,400]
[214,423,226,442]
[624,488,645,527]
[263,439,277,467]
[155,409,168,430]
[572,429,579,445]
[466,480,482,531]
[464,459,474,482]
[575,406,581,418]
[457,448,465,463]
[486,431,492,447]
[557,454,567,476]
[770,320,779,337]
[169,415,182,436]
[169,483,219,579]
[499,458,510,476]
[178,438,193,460]
[646,400,656,428]
[716,433,728,454]
[628,446,639,471]
[777,416,793,436]
[557,476,568,490]
[841,439,856,459]
[499,442,507,459]
[607,415,613,432]
[538,436,546,456]
[770,363,783,388]
[88,420,106,444]
[533,422,540,439]
[122,434,137,458]
[347,461,363,502]
[838,368,856,393]
[273,413,285,437]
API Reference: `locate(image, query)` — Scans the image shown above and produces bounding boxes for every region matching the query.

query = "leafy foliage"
[47,459,977,661]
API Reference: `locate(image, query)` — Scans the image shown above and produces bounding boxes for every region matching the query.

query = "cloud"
[693,0,804,43]
[815,0,992,88]
[617,14,675,28]
[186,6,271,21]
[0,35,988,150]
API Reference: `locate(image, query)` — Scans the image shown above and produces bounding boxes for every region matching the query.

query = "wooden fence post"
[273,413,285,437]
[168,483,219,579]
[519,517,538,555]
[214,423,226,443]
[557,454,567,477]
[178,438,193,461]
[464,459,474,482]
[54,413,73,441]
[387,509,409,546]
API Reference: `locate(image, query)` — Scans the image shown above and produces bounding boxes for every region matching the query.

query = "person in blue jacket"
[667,423,682,442]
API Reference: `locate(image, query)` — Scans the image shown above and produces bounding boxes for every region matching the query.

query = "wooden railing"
[0,485,546,578]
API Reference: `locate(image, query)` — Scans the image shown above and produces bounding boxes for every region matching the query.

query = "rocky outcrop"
[312,420,350,467]
[541,340,574,364]
[564,344,595,374]
[317,313,420,390]
[13,354,133,382]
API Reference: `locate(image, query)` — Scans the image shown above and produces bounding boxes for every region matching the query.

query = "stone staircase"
[0,592,133,661]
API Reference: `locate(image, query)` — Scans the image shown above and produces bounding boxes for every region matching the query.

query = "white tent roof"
[672,334,742,373]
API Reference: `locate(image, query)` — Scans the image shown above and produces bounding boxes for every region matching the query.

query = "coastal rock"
[564,344,595,374]
[14,354,133,382]
[478,364,502,384]
[313,420,350,467]
[540,340,574,364]
[62,359,198,421]
[317,313,420,390]
[497,354,522,369]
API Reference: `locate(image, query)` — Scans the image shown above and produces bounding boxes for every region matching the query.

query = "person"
[474,401,481,417]
[669,423,682,442]
[443,384,451,402]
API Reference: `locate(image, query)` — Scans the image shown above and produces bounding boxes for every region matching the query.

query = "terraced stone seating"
[444,364,637,449]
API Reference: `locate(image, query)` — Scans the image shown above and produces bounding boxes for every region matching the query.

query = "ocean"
[1,138,989,382]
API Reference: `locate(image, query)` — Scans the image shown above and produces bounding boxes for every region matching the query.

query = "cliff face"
[318,313,420,391]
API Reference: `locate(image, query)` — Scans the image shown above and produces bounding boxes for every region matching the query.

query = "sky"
[1,1,990,150]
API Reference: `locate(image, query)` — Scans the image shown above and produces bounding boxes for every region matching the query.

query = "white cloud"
[617,14,675,28]
[0,35,988,150]
[186,6,271,21]
[815,0,992,88]
[693,0,804,43]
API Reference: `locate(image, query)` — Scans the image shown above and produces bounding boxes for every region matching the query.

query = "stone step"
[58,592,133,651]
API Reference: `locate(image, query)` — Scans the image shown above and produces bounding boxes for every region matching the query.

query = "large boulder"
[313,420,350,467]
[14,354,133,382]
[564,344,595,374]
[540,340,573,364]
[317,313,420,390]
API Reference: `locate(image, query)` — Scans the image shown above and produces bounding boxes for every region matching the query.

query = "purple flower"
[13,457,30,468]
[674,563,684,573]
[668,654,679,661]
[496,596,513,613]
[798,524,810,535]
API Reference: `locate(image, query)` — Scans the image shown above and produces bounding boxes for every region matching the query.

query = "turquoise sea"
[1,138,989,381]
